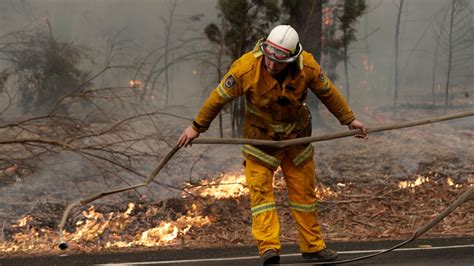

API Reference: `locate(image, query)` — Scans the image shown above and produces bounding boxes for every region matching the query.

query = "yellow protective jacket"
[192,40,355,170]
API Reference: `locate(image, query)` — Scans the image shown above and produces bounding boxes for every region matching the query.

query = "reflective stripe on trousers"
[243,144,314,171]
[245,157,326,256]
[243,144,281,170]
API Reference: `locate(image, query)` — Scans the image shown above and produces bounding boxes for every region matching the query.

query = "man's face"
[264,56,288,75]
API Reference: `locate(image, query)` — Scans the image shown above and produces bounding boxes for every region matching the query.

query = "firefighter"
[178,25,367,264]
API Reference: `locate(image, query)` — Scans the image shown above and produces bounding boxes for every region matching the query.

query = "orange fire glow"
[1,168,472,253]
[129,79,143,91]
[398,175,470,189]
[322,7,334,26]
[1,172,246,253]
[316,184,338,198]
[446,177,464,188]
[398,175,430,189]
[13,215,32,228]
[363,56,374,73]
[106,204,211,248]
[185,172,248,199]
[0,199,213,252]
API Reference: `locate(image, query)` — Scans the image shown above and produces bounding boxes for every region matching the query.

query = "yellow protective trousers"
[245,155,326,256]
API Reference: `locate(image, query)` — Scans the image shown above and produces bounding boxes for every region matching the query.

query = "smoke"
[0,151,101,221]
[346,0,474,109]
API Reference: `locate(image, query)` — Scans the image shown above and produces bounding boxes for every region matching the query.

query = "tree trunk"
[289,0,325,128]
[164,1,177,107]
[343,46,350,102]
[431,6,449,106]
[217,39,224,138]
[394,0,404,107]
[431,31,441,105]
[291,0,323,61]
[445,0,455,108]
[363,15,375,91]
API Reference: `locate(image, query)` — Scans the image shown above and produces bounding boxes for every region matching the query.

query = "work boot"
[262,249,280,265]
[302,248,338,261]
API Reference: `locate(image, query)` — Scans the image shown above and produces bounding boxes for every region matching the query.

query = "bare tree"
[140,2,208,107]
[162,0,177,107]
[438,0,474,107]
[0,26,91,115]
[431,6,450,105]
[0,19,204,219]
[361,10,381,92]
[203,21,230,137]
[336,0,367,102]
[393,0,405,107]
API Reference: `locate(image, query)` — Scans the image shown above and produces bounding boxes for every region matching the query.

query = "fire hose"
[57,111,474,264]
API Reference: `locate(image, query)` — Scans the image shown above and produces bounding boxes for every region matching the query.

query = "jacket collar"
[251,39,305,96]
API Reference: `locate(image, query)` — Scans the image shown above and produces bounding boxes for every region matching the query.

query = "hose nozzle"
[58,241,68,250]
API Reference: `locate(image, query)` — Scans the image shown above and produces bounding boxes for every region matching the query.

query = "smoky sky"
[0,0,472,114]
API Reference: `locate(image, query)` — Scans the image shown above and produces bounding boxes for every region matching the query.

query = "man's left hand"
[348,119,368,139]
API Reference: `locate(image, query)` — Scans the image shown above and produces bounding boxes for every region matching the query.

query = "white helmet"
[260,25,303,63]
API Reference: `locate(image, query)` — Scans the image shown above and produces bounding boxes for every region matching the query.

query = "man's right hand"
[177,126,200,147]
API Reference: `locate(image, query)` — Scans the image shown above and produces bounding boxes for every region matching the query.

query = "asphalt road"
[0,237,473,266]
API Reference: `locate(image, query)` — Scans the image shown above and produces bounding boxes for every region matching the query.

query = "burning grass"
[0,107,473,256]
[0,168,472,255]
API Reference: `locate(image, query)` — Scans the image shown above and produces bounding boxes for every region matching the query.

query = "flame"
[2,171,231,252]
[447,177,463,188]
[106,204,211,248]
[186,169,338,200]
[68,202,208,247]
[322,7,334,26]
[315,184,338,199]
[1,216,56,252]
[447,177,455,186]
[71,207,109,241]
[136,222,179,246]
[129,79,143,91]
[13,215,32,228]
[398,175,430,189]
[399,176,466,189]
[1,168,473,253]
[3,164,18,176]
[185,172,248,199]
[363,56,374,73]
